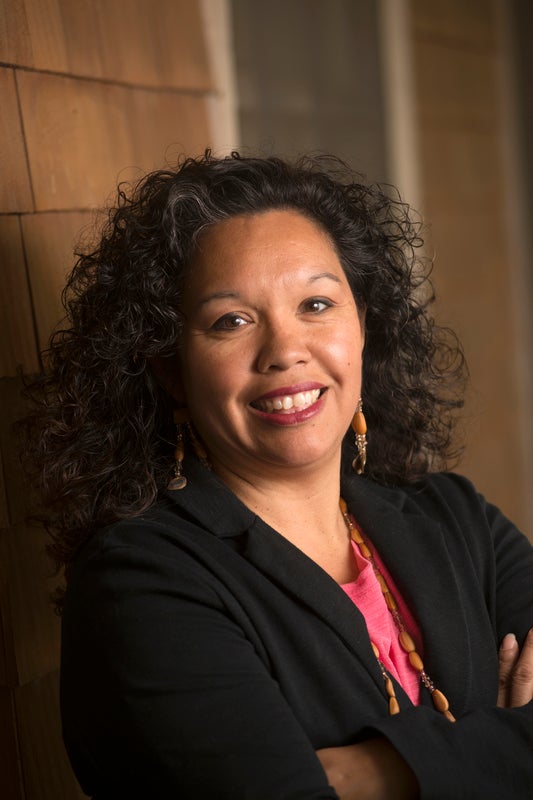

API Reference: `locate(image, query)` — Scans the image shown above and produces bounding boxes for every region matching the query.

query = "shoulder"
[350,470,488,524]
[65,499,233,611]
[78,499,205,563]
[404,471,488,519]
[351,470,526,554]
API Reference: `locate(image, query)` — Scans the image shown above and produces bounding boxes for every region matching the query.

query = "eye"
[301,297,333,314]
[212,313,250,331]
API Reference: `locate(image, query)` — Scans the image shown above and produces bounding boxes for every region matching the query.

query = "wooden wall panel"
[17,71,210,211]
[15,670,88,799]
[1,0,214,796]
[0,456,8,531]
[415,43,498,127]
[0,68,33,213]
[22,213,93,351]
[0,521,60,688]
[90,0,211,89]
[0,688,22,800]
[1,0,211,91]
[0,378,35,529]
[412,0,495,45]
[0,538,20,687]
[0,217,39,376]
[412,0,527,528]
[0,0,33,66]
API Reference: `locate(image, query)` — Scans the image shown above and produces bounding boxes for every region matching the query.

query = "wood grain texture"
[0,457,8,531]
[0,520,60,687]
[17,70,210,210]
[415,44,499,128]
[0,377,36,530]
[0,216,39,376]
[0,688,22,800]
[15,670,88,799]
[412,0,527,529]
[22,212,92,351]
[0,0,33,66]
[412,0,495,47]
[1,0,211,90]
[0,535,20,686]
[0,68,33,213]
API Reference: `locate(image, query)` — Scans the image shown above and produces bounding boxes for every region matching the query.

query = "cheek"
[183,350,238,409]
[328,325,363,368]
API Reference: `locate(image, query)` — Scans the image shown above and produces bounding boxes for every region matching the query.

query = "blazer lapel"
[242,514,386,695]
[167,460,473,712]
[343,477,473,713]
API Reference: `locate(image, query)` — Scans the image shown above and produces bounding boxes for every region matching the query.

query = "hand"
[316,737,418,800]
[497,628,533,707]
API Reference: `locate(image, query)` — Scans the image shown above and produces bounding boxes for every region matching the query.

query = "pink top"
[341,540,422,705]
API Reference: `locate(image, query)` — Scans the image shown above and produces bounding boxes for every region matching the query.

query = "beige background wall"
[1,1,531,798]
[410,0,533,534]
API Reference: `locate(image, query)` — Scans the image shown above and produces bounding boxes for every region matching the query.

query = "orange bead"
[399,630,416,653]
[385,677,395,698]
[351,528,364,545]
[174,442,184,460]
[444,710,456,723]
[371,642,380,659]
[359,542,372,559]
[384,592,398,611]
[408,651,424,671]
[352,410,367,435]
[339,497,348,514]
[376,573,389,593]
[389,696,400,715]
[431,689,449,713]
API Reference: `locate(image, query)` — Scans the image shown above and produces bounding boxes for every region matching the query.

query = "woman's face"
[176,209,364,481]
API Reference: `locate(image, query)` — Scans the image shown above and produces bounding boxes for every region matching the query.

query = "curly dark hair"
[23,150,466,574]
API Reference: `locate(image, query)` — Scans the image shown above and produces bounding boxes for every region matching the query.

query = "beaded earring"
[351,399,367,474]
[167,408,190,490]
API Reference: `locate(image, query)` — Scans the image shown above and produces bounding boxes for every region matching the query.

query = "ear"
[149,354,186,403]
[358,305,366,347]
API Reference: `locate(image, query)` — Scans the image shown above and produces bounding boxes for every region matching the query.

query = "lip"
[249,385,326,426]
[251,381,325,403]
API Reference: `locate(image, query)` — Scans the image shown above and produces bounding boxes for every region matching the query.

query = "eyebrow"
[197,290,241,307]
[307,271,343,285]
[195,271,343,308]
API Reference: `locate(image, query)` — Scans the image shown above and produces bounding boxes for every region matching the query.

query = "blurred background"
[0,1,531,797]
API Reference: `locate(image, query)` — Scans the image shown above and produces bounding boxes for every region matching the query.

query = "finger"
[497,633,519,707]
[510,628,533,708]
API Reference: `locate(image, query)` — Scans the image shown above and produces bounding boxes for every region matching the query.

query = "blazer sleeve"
[365,477,533,800]
[61,532,338,800]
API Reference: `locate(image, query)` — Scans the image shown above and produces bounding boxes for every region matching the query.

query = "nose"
[255,317,310,373]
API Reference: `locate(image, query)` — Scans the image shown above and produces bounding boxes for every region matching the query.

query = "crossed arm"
[316,629,533,800]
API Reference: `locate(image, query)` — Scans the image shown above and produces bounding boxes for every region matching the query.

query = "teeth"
[257,389,321,413]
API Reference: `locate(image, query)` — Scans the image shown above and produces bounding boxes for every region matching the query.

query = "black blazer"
[61,460,533,798]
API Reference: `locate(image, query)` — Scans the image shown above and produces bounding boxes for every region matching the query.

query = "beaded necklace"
[339,498,455,722]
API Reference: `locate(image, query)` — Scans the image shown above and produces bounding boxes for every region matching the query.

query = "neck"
[214,453,341,522]
[212,455,356,583]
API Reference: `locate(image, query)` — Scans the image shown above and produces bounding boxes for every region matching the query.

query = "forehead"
[190,209,341,276]
[181,209,360,315]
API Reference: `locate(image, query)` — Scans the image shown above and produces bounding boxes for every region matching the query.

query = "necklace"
[340,497,455,722]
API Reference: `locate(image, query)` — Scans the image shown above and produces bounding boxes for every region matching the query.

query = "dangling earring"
[351,399,367,474]
[167,408,190,490]
[186,421,210,469]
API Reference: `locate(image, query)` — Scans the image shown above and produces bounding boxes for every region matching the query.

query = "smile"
[252,388,322,414]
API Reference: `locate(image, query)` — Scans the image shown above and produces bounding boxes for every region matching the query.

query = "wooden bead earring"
[351,399,367,474]
[167,408,190,490]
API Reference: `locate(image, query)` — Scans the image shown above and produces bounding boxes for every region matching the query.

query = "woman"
[26,152,533,798]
